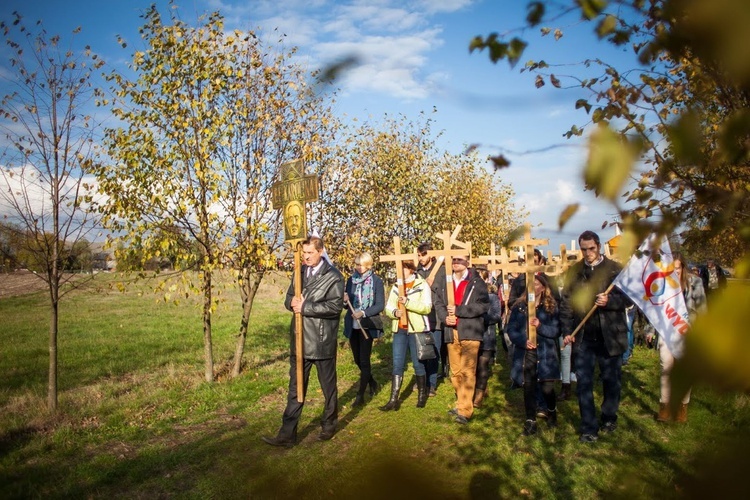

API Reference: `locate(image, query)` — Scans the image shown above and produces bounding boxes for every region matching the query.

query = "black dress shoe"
[261,435,295,448]
[318,429,335,441]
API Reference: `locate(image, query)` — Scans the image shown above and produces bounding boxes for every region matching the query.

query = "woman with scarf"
[343,252,386,406]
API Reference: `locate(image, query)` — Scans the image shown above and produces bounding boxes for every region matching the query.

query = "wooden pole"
[568,282,617,338]
[394,237,408,329]
[345,293,370,340]
[293,241,304,403]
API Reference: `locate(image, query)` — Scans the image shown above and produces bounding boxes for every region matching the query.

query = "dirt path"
[0,271,49,299]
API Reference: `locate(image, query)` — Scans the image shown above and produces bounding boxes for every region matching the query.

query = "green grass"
[1,272,749,499]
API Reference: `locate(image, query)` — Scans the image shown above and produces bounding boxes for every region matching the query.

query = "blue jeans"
[427,329,442,389]
[575,340,622,435]
[392,330,426,377]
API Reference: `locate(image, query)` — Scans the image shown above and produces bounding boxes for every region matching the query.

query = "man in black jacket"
[562,231,631,443]
[434,253,489,424]
[262,236,344,447]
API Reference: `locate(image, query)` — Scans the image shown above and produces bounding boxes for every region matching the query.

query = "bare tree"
[0,14,104,411]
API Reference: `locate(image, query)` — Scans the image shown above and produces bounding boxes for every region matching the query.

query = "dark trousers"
[522,349,556,419]
[575,339,622,435]
[278,355,338,440]
[475,349,494,392]
[349,330,374,394]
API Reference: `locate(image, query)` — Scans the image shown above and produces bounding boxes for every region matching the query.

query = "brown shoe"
[675,403,688,423]
[656,402,671,422]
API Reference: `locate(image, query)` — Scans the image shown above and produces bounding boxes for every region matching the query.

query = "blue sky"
[1,0,642,254]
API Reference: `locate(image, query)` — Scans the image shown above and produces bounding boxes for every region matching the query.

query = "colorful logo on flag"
[641,255,680,305]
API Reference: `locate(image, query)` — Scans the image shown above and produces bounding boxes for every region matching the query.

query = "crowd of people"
[262,232,721,447]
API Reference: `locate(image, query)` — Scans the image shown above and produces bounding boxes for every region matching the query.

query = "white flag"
[612,235,690,358]
[310,228,333,265]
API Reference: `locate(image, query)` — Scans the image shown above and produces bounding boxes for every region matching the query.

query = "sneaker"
[536,408,548,419]
[600,421,617,434]
[523,419,537,436]
[428,387,437,397]
[579,433,598,443]
[447,408,458,416]
[454,414,469,425]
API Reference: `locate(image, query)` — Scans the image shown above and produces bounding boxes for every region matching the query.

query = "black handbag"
[358,313,383,331]
[414,332,437,361]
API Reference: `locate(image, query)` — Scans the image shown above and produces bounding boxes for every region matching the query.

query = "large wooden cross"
[379,236,418,330]
[425,225,472,320]
[271,159,319,403]
[485,224,567,345]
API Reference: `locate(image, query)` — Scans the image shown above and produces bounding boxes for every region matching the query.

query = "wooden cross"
[424,225,472,317]
[474,242,515,300]
[271,159,319,403]
[545,244,582,279]
[379,236,418,330]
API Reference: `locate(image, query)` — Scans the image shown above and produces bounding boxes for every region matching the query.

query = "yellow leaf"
[584,124,635,201]
[686,287,750,390]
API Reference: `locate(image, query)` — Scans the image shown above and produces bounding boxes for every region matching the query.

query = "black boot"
[416,375,428,408]
[547,408,558,428]
[353,375,368,407]
[369,376,381,396]
[557,383,571,401]
[379,375,403,411]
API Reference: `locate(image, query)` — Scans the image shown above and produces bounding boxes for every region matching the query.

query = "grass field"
[1,271,749,499]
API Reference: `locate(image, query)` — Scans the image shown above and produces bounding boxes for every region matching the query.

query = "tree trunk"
[203,269,214,382]
[48,295,59,411]
[231,268,263,377]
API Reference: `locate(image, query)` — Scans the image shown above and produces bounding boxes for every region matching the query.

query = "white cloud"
[334,4,424,33]
[555,179,576,203]
[233,0,451,100]
[414,0,475,14]
[315,29,443,98]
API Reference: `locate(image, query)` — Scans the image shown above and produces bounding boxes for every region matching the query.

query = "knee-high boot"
[379,375,403,412]
[416,375,428,408]
[352,375,368,407]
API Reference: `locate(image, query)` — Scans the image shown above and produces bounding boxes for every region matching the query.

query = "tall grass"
[1,272,749,499]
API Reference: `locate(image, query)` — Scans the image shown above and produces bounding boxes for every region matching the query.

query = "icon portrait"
[285,201,304,240]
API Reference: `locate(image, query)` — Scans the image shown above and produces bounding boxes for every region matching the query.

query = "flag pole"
[569,282,617,337]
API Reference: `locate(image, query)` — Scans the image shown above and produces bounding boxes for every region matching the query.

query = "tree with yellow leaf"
[471,0,750,392]
[95,7,337,381]
[316,113,524,272]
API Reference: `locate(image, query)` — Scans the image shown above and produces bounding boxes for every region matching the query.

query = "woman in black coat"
[343,252,385,406]
[507,273,561,436]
